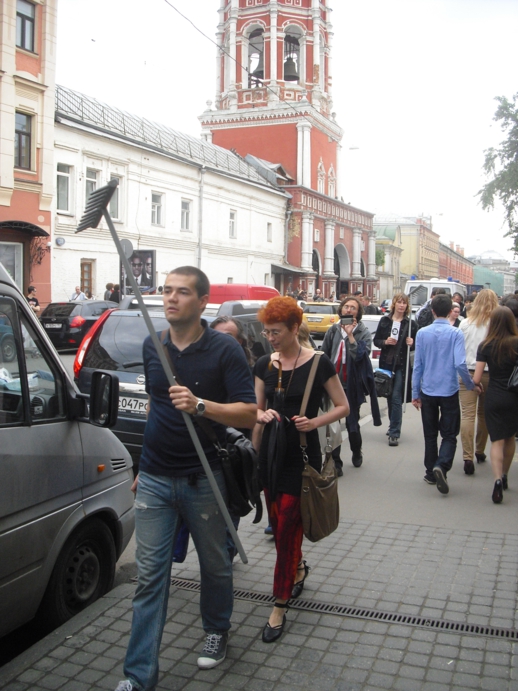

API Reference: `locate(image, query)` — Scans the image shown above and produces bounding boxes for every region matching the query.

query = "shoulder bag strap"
[160,330,221,447]
[299,351,324,448]
[390,319,408,373]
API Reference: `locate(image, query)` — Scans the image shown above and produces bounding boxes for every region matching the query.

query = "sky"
[56,0,518,262]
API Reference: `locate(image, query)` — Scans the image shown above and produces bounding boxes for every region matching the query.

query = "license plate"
[307,317,322,322]
[118,395,147,415]
[44,323,62,329]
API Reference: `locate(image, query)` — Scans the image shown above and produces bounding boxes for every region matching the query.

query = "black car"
[74,306,272,471]
[40,300,118,350]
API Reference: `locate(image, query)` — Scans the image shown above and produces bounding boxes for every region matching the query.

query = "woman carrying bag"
[373,293,417,446]
[253,297,349,643]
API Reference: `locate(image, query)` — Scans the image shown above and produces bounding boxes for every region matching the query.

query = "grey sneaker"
[433,466,449,494]
[388,437,399,446]
[114,682,135,691]
[197,632,228,669]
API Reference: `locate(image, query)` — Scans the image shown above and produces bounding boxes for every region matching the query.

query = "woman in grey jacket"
[321,296,372,473]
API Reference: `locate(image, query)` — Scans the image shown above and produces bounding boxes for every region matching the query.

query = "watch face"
[196,400,206,415]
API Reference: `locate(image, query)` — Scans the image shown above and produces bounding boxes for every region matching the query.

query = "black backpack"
[416,303,434,329]
[222,428,263,523]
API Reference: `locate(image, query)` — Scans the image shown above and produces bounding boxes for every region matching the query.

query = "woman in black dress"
[254,297,349,642]
[474,306,518,503]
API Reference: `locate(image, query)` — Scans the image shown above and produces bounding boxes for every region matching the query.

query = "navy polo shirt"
[140,322,257,477]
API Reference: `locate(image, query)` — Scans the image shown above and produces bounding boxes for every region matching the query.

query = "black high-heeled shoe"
[291,560,310,599]
[262,602,289,643]
[502,474,508,490]
[475,452,487,464]
[492,480,503,504]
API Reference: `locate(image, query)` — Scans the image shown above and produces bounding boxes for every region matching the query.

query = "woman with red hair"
[254,297,349,643]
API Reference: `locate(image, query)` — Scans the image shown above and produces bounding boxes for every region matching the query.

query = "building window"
[81,260,93,295]
[57,163,71,212]
[267,222,272,242]
[151,193,162,225]
[229,210,237,238]
[181,199,191,231]
[109,176,120,219]
[14,112,31,169]
[328,166,336,198]
[314,228,320,242]
[16,0,35,52]
[317,159,326,194]
[85,168,97,202]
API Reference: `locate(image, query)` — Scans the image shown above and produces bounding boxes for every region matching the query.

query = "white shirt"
[459,318,489,371]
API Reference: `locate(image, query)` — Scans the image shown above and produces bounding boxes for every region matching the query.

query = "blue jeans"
[420,392,460,477]
[387,369,404,439]
[124,470,233,691]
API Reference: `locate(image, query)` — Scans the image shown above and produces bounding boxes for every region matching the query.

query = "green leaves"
[478,93,518,253]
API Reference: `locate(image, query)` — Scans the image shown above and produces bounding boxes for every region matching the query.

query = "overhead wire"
[162,0,338,134]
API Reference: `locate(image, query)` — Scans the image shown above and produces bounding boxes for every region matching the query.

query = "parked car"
[0,263,134,639]
[74,306,273,471]
[40,300,118,350]
[361,314,384,370]
[302,302,340,336]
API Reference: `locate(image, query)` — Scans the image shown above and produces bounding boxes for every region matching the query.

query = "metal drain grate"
[170,577,518,641]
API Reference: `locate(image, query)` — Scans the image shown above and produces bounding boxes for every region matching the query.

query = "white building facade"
[51,86,288,301]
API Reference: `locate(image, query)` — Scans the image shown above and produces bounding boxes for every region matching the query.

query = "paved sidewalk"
[2,514,518,691]
[2,408,518,691]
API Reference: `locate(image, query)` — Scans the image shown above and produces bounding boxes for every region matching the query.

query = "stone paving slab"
[2,516,518,691]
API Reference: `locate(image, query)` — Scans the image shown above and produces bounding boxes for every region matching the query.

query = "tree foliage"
[478,93,518,253]
[375,247,385,267]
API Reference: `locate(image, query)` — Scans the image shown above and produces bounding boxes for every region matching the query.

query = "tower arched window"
[317,159,326,194]
[284,26,303,82]
[328,165,336,198]
[248,28,264,88]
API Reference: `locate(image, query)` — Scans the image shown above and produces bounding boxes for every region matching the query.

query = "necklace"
[278,345,302,397]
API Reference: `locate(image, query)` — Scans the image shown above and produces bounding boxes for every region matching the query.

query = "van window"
[0,302,24,425]
[20,315,66,421]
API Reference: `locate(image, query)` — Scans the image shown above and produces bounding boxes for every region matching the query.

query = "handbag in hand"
[299,352,339,543]
[374,320,409,398]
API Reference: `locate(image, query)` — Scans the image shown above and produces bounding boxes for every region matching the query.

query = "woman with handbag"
[253,297,349,643]
[458,289,498,475]
[373,294,417,446]
[473,306,518,503]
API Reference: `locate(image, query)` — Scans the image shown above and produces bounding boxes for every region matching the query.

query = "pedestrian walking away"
[115,266,257,691]
[412,294,482,494]
[473,306,518,504]
[373,293,417,446]
[458,289,498,475]
[321,295,381,473]
[104,282,114,300]
[253,297,348,644]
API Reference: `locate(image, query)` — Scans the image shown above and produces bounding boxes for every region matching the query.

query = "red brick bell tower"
[200,0,376,299]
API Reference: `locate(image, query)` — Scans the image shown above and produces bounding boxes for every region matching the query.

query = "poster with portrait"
[120,249,156,295]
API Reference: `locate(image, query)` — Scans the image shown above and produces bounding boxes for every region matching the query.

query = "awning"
[271,262,306,274]
[0,221,49,237]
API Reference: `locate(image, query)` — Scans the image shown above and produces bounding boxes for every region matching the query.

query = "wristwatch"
[194,398,206,417]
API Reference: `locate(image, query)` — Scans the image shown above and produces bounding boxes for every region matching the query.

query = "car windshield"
[304,305,336,314]
[41,304,80,318]
[82,313,169,372]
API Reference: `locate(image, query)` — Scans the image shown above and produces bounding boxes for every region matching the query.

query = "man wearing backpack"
[415,287,447,329]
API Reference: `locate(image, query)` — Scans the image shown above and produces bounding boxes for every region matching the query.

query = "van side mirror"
[89,371,119,428]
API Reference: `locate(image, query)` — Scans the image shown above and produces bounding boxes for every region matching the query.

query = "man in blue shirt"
[412,294,482,494]
[116,267,257,691]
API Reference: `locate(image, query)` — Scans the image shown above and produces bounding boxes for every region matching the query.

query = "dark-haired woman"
[373,294,417,446]
[473,306,518,503]
[254,297,349,642]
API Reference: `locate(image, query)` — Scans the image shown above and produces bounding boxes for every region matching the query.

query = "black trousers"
[420,391,460,477]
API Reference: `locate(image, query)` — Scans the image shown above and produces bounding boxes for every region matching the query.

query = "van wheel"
[38,519,116,629]
[1,335,16,362]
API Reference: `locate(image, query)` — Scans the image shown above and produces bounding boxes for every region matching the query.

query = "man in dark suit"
[126,253,151,289]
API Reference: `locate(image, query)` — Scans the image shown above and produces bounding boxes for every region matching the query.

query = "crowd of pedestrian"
[109,271,517,691]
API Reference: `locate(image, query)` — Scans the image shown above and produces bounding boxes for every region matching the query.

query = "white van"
[0,263,135,638]
[404,278,466,313]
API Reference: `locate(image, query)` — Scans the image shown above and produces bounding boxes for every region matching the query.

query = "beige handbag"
[299,353,340,543]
